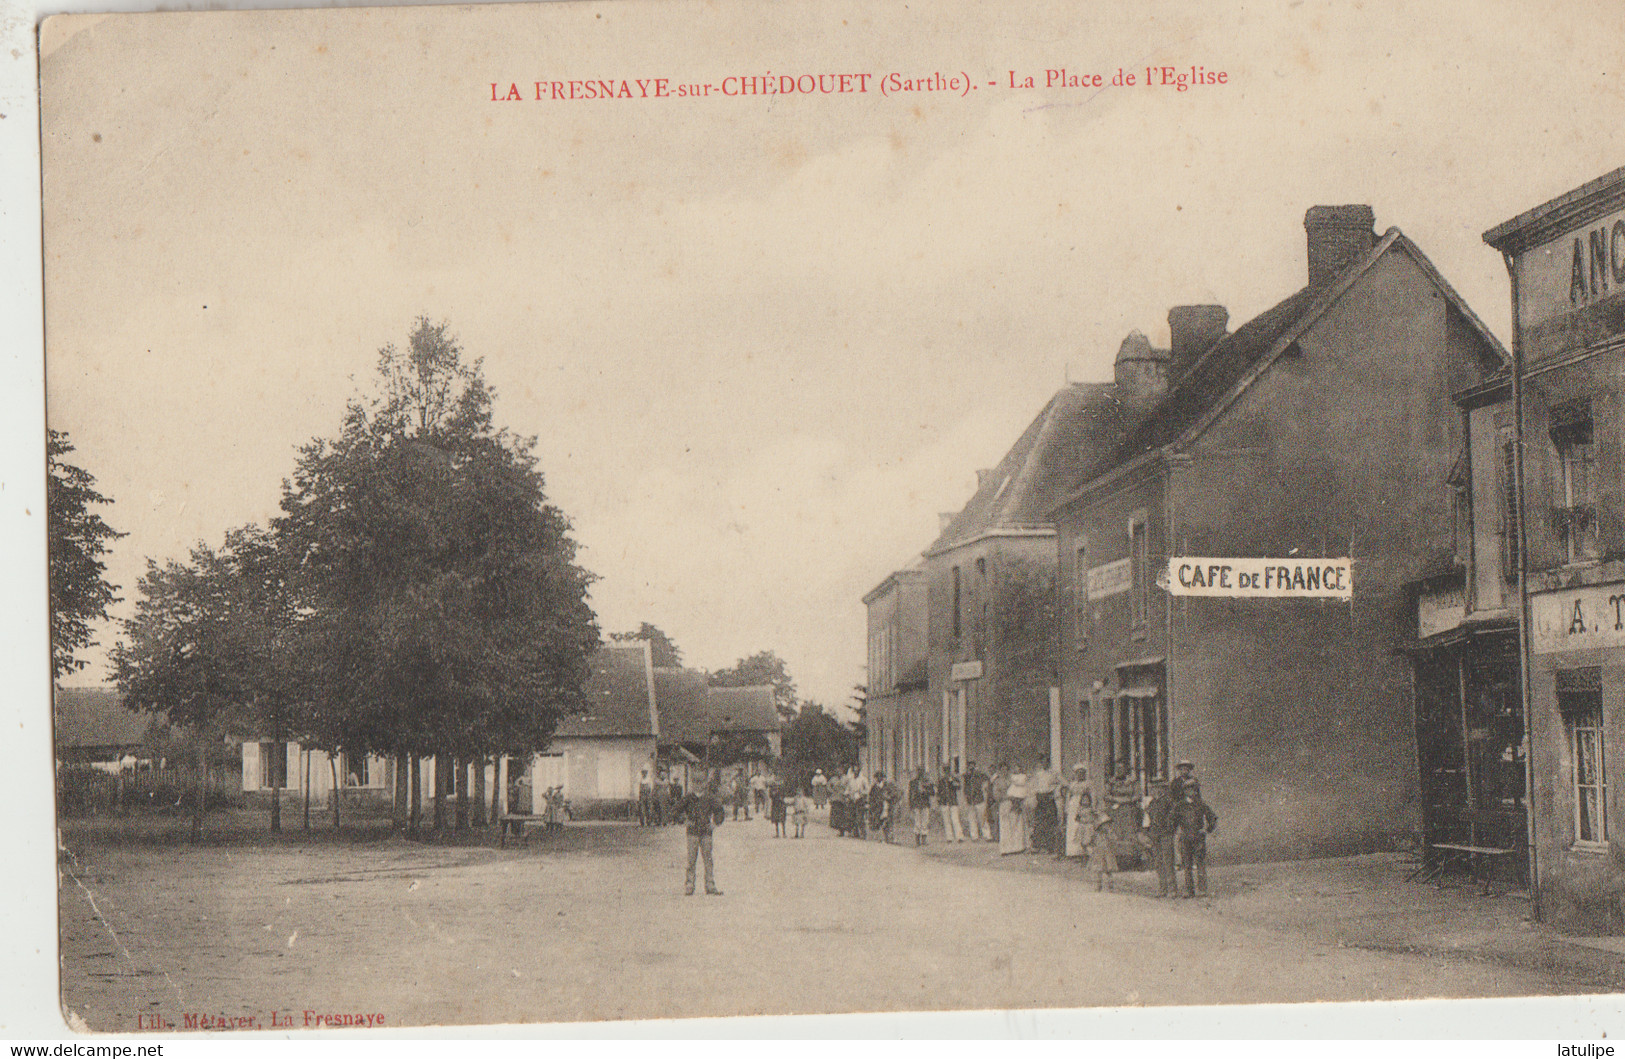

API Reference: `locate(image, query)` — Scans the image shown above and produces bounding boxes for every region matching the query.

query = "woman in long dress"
[1028,766,1058,854]
[1000,769,1030,855]
[1064,765,1093,859]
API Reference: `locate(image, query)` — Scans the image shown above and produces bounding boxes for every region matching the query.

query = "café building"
[1485,166,1625,930]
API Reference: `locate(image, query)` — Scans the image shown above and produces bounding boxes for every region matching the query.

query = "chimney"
[1167,305,1228,379]
[975,468,994,489]
[1305,205,1376,289]
[938,512,957,532]
[1114,329,1169,408]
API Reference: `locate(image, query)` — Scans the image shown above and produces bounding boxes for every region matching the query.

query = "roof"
[1052,228,1510,513]
[54,686,157,750]
[654,669,780,746]
[554,643,658,739]
[1484,166,1625,254]
[925,383,1128,556]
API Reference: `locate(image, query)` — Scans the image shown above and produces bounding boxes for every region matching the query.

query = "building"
[509,640,660,818]
[1051,205,1508,863]
[54,685,159,770]
[654,668,781,784]
[1483,166,1625,930]
[862,563,929,780]
[920,382,1132,774]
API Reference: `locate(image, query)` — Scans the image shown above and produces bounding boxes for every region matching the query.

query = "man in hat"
[1170,759,1198,800]
[1173,780,1218,898]
[908,766,933,846]
[961,760,989,842]
[1143,778,1178,897]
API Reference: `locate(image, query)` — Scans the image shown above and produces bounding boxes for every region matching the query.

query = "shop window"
[259,741,288,789]
[1105,688,1167,792]
[1551,405,1599,564]
[1558,668,1608,847]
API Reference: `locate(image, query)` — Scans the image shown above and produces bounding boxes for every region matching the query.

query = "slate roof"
[54,686,158,751]
[654,669,780,746]
[554,643,658,739]
[653,667,712,746]
[1051,227,1510,513]
[925,382,1129,556]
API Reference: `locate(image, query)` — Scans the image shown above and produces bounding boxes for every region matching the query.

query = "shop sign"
[1086,558,1132,598]
[1517,204,1625,339]
[1531,582,1625,654]
[1164,557,1353,599]
[950,661,983,681]
[1418,582,1467,639]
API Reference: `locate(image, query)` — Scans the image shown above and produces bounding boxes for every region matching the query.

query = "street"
[58,809,1623,1031]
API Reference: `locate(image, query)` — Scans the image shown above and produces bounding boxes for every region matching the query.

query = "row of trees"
[108,320,601,838]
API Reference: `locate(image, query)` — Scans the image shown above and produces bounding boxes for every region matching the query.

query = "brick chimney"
[1167,305,1228,380]
[1305,205,1376,289]
[1114,329,1169,408]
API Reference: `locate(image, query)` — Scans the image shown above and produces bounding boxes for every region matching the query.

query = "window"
[1129,514,1150,629]
[260,741,288,789]
[1074,542,1090,649]
[1105,688,1167,793]
[951,565,962,640]
[344,753,370,787]
[1551,405,1599,564]
[1559,668,1607,846]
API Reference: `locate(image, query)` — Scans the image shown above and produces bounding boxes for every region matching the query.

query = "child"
[1085,807,1119,892]
[769,783,788,837]
[791,788,811,838]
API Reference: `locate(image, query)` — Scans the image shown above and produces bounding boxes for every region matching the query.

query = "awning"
[1114,656,1165,672]
[660,746,702,764]
[1117,685,1161,699]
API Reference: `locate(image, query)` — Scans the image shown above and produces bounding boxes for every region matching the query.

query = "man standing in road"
[1174,780,1218,898]
[677,774,728,896]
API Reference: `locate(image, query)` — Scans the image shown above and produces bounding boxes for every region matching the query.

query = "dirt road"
[57,812,1615,1032]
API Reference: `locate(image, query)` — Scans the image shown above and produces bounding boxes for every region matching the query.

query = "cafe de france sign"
[1164,557,1353,599]
[1531,583,1625,655]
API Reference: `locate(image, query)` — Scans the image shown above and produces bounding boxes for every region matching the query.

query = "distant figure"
[961,761,989,842]
[652,775,670,827]
[731,774,751,821]
[1063,764,1093,859]
[637,772,654,826]
[751,771,768,815]
[792,788,811,838]
[846,768,869,839]
[1169,759,1198,800]
[936,766,962,843]
[869,772,894,843]
[908,767,933,846]
[677,776,728,896]
[1174,781,1218,898]
[1029,766,1059,854]
[1083,807,1120,892]
[769,782,788,837]
[1144,779,1178,898]
[811,769,829,808]
[1000,769,1030,855]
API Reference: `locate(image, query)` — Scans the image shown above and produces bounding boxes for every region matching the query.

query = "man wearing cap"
[1174,780,1218,898]
[676,774,728,896]
[1170,759,1198,800]
[936,764,962,843]
[961,761,989,842]
[908,766,933,846]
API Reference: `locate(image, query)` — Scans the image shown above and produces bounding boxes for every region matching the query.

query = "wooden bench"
[1422,842,1516,894]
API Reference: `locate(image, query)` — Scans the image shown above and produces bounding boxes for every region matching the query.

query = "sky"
[37,0,1625,712]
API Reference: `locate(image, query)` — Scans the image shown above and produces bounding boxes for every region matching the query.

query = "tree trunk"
[303,748,311,831]
[393,754,408,831]
[455,756,469,831]
[408,752,421,836]
[329,753,341,830]
[492,756,505,823]
[191,738,206,842]
[473,755,487,828]
[269,715,282,834]
[433,754,447,832]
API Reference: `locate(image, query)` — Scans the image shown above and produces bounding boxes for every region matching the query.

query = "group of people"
[636,775,687,827]
[813,758,1220,899]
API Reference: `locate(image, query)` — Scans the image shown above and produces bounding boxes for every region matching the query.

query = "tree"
[610,623,683,668]
[709,650,798,719]
[112,540,255,840]
[278,318,599,833]
[778,701,859,790]
[48,429,124,679]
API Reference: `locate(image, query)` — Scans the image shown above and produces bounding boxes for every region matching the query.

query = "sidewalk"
[910,832,1625,993]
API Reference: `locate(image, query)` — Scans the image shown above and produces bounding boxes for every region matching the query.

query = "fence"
[57,763,239,816]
